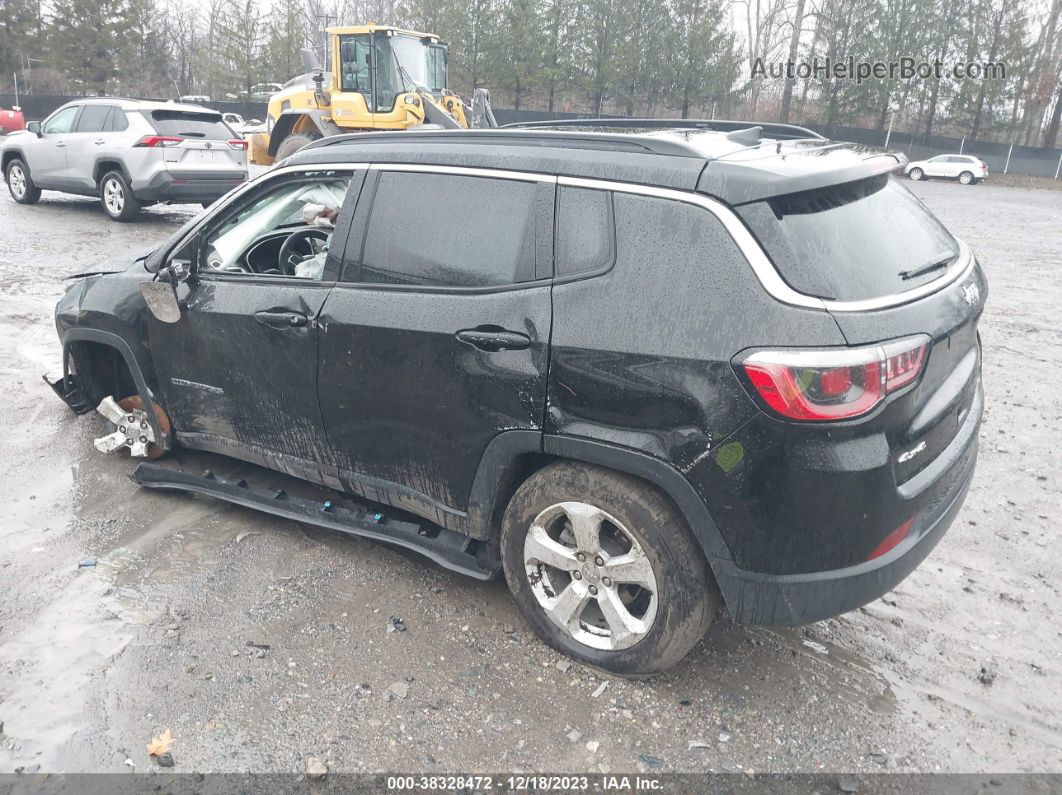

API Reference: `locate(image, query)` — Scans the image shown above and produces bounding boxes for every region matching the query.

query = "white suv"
[905,154,988,185]
[1,98,248,220]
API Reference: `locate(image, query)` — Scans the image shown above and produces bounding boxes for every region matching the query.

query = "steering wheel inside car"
[278,228,331,275]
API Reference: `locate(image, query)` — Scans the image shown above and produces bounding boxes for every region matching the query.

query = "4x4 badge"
[962,282,980,305]
[898,440,927,463]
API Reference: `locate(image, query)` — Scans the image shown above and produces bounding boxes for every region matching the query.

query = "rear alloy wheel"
[100,170,141,221]
[908,167,924,181]
[6,159,41,204]
[524,501,659,651]
[501,462,718,676]
[958,170,975,185]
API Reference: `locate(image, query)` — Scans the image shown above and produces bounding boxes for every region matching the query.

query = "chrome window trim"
[174,162,972,313]
[369,162,557,184]
[559,175,825,310]
[559,175,974,313]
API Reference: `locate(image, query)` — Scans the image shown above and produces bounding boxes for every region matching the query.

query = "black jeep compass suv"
[47,121,985,674]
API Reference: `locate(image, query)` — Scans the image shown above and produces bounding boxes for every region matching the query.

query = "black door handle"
[255,310,307,329]
[455,328,532,352]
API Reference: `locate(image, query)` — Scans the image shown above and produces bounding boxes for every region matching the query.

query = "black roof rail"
[305,128,707,158]
[503,117,826,141]
[67,95,141,103]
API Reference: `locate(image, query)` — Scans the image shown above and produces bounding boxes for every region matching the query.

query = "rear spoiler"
[699,147,911,205]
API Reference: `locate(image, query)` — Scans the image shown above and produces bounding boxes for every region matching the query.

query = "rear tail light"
[736,335,930,421]
[228,139,248,150]
[135,135,183,147]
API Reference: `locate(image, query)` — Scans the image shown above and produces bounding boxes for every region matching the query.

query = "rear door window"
[149,110,229,139]
[75,105,112,133]
[556,187,614,277]
[735,175,959,301]
[356,171,539,288]
[108,110,129,132]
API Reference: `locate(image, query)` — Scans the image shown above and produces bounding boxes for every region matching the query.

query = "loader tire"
[275,132,322,161]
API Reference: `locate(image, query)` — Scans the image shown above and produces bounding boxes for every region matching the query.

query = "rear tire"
[6,159,41,204]
[99,170,141,221]
[958,170,974,185]
[908,167,924,181]
[500,461,718,676]
[275,132,322,161]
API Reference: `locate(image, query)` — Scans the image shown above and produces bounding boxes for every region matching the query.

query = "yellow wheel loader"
[249,25,497,165]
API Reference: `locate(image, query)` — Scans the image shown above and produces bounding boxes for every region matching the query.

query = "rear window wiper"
[898,253,956,281]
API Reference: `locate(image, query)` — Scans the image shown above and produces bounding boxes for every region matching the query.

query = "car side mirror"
[140,261,193,324]
[26,121,41,136]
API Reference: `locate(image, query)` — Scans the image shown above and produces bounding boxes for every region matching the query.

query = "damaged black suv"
[48,122,985,675]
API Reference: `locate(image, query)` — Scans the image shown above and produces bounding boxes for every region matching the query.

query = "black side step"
[44,373,95,414]
[131,463,499,581]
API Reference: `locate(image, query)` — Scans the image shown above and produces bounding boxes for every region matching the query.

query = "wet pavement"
[0,180,1060,775]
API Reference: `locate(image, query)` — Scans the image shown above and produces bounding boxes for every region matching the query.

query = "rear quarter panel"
[547,190,845,471]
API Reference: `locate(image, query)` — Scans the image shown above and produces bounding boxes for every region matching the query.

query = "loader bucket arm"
[421,94,464,129]
[470,88,498,129]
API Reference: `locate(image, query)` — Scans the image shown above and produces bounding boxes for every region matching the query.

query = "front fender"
[59,328,168,449]
[55,267,168,449]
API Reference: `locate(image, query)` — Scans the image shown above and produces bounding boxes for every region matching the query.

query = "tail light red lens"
[228,139,248,150]
[737,335,930,421]
[134,135,184,148]
[883,337,928,391]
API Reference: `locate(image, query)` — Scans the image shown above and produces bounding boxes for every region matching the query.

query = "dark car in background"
[45,122,985,674]
[2,97,247,220]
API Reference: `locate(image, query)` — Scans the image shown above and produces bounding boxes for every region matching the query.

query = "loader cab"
[331,26,451,128]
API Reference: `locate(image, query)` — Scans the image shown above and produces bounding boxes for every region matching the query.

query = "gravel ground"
[0,178,1059,777]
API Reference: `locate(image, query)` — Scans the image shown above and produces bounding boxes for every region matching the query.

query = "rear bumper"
[134,170,246,203]
[712,383,982,626]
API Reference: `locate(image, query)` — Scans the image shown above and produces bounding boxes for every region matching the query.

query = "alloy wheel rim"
[104,179,124,214]
[10,166,25,198]
[523,501,658,651]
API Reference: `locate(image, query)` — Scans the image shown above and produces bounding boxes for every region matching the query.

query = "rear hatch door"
[735,174,986,489]
[147,109,246,174]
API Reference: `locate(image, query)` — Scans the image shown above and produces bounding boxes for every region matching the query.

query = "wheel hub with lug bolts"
[93,396,157,458]
[578,555,603,586]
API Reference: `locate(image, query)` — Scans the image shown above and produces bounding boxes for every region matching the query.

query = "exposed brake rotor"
[93,396,170,459]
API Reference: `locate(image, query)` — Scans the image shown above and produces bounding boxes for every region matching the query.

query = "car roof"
[288,120,907,204]
[63,97,222,114]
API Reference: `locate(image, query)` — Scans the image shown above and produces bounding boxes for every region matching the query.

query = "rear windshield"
[149,110,229,139]
[736,175,959,301]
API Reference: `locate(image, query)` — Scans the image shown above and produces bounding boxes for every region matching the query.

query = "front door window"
[197,177,350,279]
[42,106,79,134]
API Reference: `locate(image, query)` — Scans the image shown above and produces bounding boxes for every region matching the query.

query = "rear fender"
[92,158,131,187]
